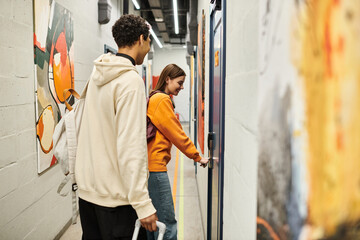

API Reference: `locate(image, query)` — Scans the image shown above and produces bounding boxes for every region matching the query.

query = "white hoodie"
[75,53,156,219]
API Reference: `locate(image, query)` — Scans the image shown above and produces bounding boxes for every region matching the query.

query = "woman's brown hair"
[153,64,186,92]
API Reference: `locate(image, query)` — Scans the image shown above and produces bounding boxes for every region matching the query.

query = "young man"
[75,14,157,239]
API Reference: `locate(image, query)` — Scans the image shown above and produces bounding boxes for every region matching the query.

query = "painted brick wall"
[0,0,121,238]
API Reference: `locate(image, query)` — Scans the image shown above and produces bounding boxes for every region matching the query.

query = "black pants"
[79,198,147,240]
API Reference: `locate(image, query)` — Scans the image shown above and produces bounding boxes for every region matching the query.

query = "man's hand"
[140,213,158,232]
[199,157,209,168]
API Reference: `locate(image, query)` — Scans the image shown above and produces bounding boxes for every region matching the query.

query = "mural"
[257,0,360,239]
[197,10,206,154]
[34,0,74,173]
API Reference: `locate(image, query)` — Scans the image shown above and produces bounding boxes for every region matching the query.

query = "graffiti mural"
[258,0,360,239]
[34,0,74,173]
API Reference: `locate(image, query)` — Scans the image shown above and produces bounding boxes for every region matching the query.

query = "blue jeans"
[147,172,177,240]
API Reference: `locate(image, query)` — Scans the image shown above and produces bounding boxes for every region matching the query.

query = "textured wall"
[0,0,121,238]
[223,0,259,239]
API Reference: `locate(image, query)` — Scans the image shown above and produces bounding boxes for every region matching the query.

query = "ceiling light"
[131,0,140,10]
[155,17,164,22]
[173,0,179,34]
[150,29,163,48]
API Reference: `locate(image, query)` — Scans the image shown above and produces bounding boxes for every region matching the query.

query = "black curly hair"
[112,14,150,48]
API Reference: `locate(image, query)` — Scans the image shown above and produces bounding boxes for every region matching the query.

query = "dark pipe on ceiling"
[188,0,198,46]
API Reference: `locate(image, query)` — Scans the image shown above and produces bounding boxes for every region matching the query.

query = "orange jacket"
[147,93,201,172]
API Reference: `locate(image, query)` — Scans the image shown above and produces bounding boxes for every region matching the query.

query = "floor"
[59,125,205,240]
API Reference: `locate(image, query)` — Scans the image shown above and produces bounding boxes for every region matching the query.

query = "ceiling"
[137,0,190,46]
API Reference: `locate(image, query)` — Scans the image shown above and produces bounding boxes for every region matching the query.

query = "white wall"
[0,0,122,238]
[194,0,259,239]
[223,0,259,239]
[152,47,191,122]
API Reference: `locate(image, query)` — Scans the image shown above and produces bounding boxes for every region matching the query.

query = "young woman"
[146,64,208,240]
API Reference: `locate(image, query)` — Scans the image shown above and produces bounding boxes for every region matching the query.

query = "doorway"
[207,1,226,239]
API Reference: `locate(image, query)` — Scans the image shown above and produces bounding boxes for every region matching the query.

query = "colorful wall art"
[197,10,206,154]
[34,0,74,173]
[257,0,360,239]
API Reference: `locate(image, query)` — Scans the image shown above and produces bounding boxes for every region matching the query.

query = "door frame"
[207,0,226,239]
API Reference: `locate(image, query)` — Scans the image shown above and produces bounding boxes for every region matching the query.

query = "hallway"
[4,0,360,239]
[59,126,205,240]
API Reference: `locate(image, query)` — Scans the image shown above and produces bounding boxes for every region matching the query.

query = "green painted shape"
[34,47,50,69]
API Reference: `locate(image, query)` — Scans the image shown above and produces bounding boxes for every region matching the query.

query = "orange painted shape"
[215,50,219,67]
[55,32,68,67]
[37,114,44,139]
[325,20,333,78]
[336,130,344,151]
[256,217,280,240]
[51,155,57,166]
[53,53,73,102]
[51,31,74,103]
[34,33,45,52]
[36,106,55,154]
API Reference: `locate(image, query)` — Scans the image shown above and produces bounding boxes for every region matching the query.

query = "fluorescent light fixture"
[131,0,140,10]
[183,45,187,48]
[173,0,179,34]
[150,29,163,48]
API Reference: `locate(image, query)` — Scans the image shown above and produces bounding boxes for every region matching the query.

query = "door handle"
[208,132,215,169]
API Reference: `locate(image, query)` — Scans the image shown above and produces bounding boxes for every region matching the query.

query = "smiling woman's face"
[164,76,185,96]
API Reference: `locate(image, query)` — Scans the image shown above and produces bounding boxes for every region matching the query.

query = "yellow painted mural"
[258,0,360,239]
[298,0,360,238]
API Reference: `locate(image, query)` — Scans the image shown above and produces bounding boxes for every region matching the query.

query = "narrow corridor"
[59,125,204,240]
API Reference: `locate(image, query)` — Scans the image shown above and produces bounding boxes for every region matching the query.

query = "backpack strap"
[71,188,78,224]
[147,90,164,106]
[57,175,71,197]
[148,90,175,108]
[63,77,91,111]
[146,91,164,142]
[63,89,80,111]
[148,90,162,101]
[56,109,79,224]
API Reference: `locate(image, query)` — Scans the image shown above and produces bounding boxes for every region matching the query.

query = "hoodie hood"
[92,53,137,86]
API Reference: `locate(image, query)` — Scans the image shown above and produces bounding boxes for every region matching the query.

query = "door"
[207,2,226,239]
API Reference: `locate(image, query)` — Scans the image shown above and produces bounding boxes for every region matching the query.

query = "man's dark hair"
[112,14,150,48]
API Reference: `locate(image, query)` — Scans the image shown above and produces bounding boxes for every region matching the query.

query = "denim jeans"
[147,172,177,240]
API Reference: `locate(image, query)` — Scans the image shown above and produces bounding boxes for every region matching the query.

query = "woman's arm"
[151,97,202,162]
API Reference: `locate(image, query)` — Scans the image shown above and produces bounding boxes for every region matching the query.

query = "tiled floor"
[59,125,204,240]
